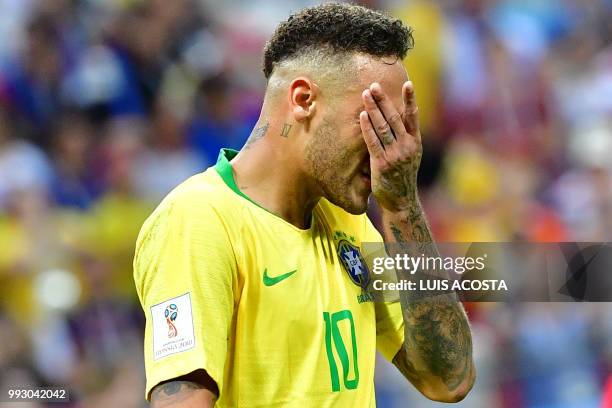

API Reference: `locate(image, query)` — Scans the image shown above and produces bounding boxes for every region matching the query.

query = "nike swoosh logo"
[263,268,297,286]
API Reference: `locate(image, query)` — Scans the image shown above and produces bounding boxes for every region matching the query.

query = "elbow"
[431,380,473,403]
[446,371,476,403]
[418,364,476,403]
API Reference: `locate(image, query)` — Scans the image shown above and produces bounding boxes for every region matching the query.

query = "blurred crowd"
[0,0,610,407]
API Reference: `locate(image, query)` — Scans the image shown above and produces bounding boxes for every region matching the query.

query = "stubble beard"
[304,117,368,215]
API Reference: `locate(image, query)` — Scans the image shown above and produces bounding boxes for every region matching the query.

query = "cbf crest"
[334,231,370,290]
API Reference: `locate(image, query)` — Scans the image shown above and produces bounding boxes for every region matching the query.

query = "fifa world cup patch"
[151,293,195,360]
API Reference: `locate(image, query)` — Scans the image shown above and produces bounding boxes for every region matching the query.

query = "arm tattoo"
[401,296,473,391]
[244,122,269,149]
[386,198,473,393]
[280,123,292,137]
[150,380,206,407]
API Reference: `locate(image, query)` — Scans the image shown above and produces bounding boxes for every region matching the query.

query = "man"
[134,3,475,407]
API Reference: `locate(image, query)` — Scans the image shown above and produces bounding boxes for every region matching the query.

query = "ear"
[289,77,318,122]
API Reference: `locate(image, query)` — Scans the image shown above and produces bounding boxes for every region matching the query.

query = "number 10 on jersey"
[323,310,360,391]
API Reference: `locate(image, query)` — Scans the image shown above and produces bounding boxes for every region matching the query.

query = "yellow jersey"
[133,149,405,407]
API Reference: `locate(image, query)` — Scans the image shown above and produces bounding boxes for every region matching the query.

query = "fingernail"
[370,83,381,93]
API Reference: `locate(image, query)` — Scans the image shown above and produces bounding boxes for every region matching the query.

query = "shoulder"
[167,167,238,209]
[136,167,247,252]
[148,167,244,226]
[133,168,242,286]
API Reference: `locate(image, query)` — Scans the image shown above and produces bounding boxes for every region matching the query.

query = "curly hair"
[262,3,414,79]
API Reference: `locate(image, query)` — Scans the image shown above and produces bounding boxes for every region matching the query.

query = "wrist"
[379,193,421,216]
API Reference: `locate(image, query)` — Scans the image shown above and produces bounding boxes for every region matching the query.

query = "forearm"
[357,79,474,400]
[381,197,475,401]
[150,370,218,408]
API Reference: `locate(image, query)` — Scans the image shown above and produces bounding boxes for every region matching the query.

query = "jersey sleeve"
[133,190,237,400]
[363,215,405,362]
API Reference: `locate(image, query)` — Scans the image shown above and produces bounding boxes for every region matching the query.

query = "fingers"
[362,88,395,147]
[360,81,422,162]
[370,83,407,142]
[360,111,384,159]
[402,81,420,137]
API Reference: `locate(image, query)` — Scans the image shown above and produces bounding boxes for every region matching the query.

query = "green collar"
[214,148,263,209]
[213,148,314,230]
